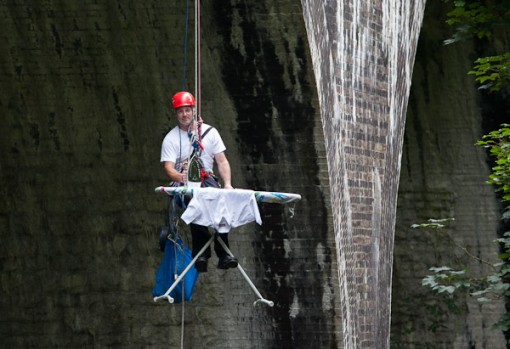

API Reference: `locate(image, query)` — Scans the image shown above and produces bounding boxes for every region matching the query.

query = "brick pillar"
[300,1,426,348]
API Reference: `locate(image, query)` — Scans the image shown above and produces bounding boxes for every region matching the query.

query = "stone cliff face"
[0,1,505,349]
[0,1,339,348]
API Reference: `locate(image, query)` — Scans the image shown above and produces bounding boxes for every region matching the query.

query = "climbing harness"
[187,125,216,185]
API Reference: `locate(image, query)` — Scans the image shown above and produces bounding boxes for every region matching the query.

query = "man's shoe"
[195,256,208,273]
[217,255,238,270]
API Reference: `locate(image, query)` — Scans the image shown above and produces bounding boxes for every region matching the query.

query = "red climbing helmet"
[171,91,195,109]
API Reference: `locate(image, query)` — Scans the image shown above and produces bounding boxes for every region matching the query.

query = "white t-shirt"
[160,123,226,172]
[181,188,262,233]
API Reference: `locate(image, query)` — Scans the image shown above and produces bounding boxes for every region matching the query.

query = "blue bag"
[152,238,199,303]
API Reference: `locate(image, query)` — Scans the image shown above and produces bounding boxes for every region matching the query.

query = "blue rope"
[181,0,190,90]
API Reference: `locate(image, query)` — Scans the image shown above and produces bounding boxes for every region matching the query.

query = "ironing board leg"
[215,233,274,307]
[153,234,215,303]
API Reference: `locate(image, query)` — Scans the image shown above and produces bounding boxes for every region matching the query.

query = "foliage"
[391,219,465,348]
[418,218,510,331]
[442,0,510,45]
[469,53,510,92]
[476,124,510,202]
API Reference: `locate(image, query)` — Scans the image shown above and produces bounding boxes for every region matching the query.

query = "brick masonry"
[300,1,426,348]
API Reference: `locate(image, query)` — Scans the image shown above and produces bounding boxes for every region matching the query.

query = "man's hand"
[181,169,188,184]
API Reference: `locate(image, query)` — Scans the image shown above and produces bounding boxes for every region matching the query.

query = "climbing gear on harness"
[159,194,187,251]
[186,126,218,186]
[172,91,195,109]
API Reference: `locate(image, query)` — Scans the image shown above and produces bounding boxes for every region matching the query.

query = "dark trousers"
[190,223,229,259]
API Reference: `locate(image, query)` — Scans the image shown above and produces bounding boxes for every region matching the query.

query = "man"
[160,91,238,272]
